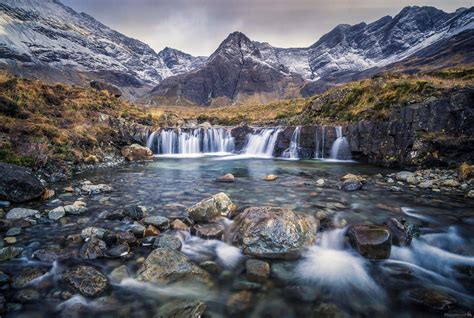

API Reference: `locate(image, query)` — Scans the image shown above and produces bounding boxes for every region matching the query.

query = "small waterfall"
[315,126,325,159]
[329,126,351,160]
[244,128,281,156]
[146,127,235,155]
[282,126,301,159]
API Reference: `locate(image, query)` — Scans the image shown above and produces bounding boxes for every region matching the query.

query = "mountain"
[0,0,205,98]
[146,32,304,106]
[147,6,474,105]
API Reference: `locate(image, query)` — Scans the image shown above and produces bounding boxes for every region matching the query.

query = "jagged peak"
[209,31,260,61]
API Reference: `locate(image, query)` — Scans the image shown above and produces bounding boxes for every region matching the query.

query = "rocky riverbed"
[0,158,473,317]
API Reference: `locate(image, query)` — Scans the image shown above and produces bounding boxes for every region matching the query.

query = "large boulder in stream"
[137,248,212,286]
[347,224,392,259]
[0,162,45,203]
[231,207,318,260]
[62,265,108,297]
[121,144,154,161]
[187,192,235,222]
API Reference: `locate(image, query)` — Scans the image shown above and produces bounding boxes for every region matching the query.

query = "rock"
[347,224,391,259]
[121,144,153,161]
[110,265,130,284]
[80,237,107,259]
[171,219,189,231]
[467,190,474,198]
[32,247,71,262]
[48,206,66,220]
[12,268,47,288]
[41,189,55,201]
[316,178,325,186]
[406,176,418,185]
[313,303,349,318]
[90,80,122,97]
[199,261,221,275]
[408,288,457,311]
[81,227,110,240]
[137,248,212,286]
[231,207,317,259]
[192,223,225,240]
[80,182,112,195]
[245,259,270,283]
[187,192,234,222]
[64,186,74,193]
[142,236,157,247]
[0,162,45,203]
[418,180,434,189]
[458,162,473,181]
[15,288,40,303]
[115,231,137,245]
[129,222,146,236]
[126,205,148,220]
[340,174,366,183]
[264,174,278,181]
[0,271,9,285]
[6,227,21,236]
[4,237,16,244]
[226,291,253,315]
[394,171,415,182]
[153,234,182,251]
[64,201,88,215]
[105,243,129,258]
[0,200,10,208]
[339,179,363,191]
[144,225,160,237]
[62,265,108,297]
[143,216,170,230]
[99,209,126,220]
[157,300,206,318]
[216,173,235,182]
[386,218,412,246]
[442,179,460,187]
[6,208,39,220]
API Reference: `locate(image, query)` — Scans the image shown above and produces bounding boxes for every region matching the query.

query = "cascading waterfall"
[315,126,325,159]
[329,126,352,160]
[244,128,281,156]
[146,128,235,155]
[282,126,301,159]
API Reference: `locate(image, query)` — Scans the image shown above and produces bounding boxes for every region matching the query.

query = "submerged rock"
[12,268,47,288]
[110,265,130,284]
[192,223,225,240]
[157,300,206,318]
[231,207,317,259]
[121,144,153,161]
[187,192,234,222]
[216,173,235,182]
[6,208,40,220]
[264,174,278,181]
[126,205,148,220]
[339,180,363,191]
[386,218,412,246]
[0,162,45,203]
[408,288,457,311]
[105,243,129,258]
[62,265,108,297]
[245,259,270,283]
[32,247,72,262]
[347,224,391,259]
[137,248,212,286]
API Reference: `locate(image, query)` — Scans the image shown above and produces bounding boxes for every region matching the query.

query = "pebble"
[6,227,21,236]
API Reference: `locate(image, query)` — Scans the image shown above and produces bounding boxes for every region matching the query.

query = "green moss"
[0,141,35,167]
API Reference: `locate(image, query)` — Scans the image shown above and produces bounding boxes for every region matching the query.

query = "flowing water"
[330,126,352,160]
[282,126,301,159]
[1,157,473,317]
[244,128,281,157]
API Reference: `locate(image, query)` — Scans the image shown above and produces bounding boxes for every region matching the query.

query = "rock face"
[121,144,154,161]
[187,193,234,222]
[347,224,392,259]
[137,248,212,286]
[0,163,45,203]
[90,80,122,98]
[231,207,317,259]
[62,266,108,297]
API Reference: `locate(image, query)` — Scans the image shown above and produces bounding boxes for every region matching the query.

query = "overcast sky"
[61,0,472,56]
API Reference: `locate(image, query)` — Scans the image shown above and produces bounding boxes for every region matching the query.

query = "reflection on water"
[1,156,473,317]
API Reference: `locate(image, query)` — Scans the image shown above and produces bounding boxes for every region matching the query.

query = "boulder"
[192,223,225,240]
[6,208,40,220]
[0,162,45,203]
[90,80,122,98]
[216,173,235,182]
[347,224,391,259]
[62,265,108,297]
[231,207,317,259]
[137,248,212,286]
[245,259,270,283]
[187,193,234,222]
[121,144,153,161]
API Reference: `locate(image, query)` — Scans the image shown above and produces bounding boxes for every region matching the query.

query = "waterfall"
[146,128,235,155]
[329,126,351,160]
[315,126,325,159]
[282,126,301,159]
[244,128,281,156]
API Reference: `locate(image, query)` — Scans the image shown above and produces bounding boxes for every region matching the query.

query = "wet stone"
[81,227,110,239]
[199,261,221,275]
[99,209,126,220]
[216,173,235,182]
[4,237,16,244]
[347,224,391,259]
[192,223,225,240]
[6,208,39,220]
[245,259,270,283]
[142,236,157,247]
[48,206,65,220]
[157,300,206,318]
[408,288,457,311]
[12,268,47,288]
[187,192,234,222]
[386,218,412,247]
[0,246,23,261]
[129,222,146,237]
[62,265,108,297]
[171,219,189,231]
[144,225,160,237]
[153,234,182,251]
[110,265,130,284]
[264,174,278,181]
[105,243,129,258]
[80,237,107,259]
[143,216,170,230]
[6,227,21,236]
[15,288,40,303]
[126,205,147,220]
[32,247,72,262]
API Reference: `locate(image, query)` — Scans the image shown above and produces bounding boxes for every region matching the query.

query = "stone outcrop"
[121,144,154,161]
[0,163,45,203]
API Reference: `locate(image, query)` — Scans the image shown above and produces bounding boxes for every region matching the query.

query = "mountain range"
[1,0,473,104]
